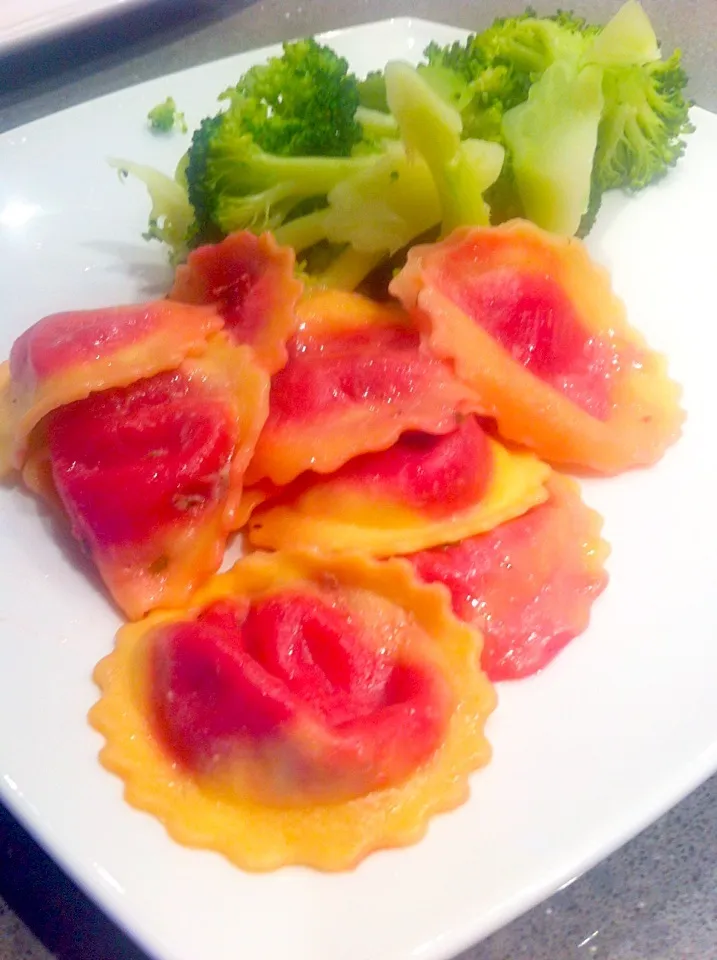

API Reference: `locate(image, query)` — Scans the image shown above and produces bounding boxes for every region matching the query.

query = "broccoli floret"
[357,70,389,112]
[470,12,587,77]
[183,38,375,244]
[227,38,362,157]
[147,96,188,134]
[423,40,532,142]
[422,9,591,165]
[594,51,693,192]
[185,106,376,241]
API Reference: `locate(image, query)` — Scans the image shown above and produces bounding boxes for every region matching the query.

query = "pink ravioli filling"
[170,231,301,372]
[9,303,205,385]
[408,482,608,681]
[47,370,236,550]
[150,593,449,802]
[328,416,493,517]
[271,325,459,426]
[439,260,616,420]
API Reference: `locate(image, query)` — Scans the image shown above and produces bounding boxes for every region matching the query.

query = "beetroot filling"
[47,370,235,547]
[408,491,607,681]
[149,593,449,791]
[441,263,618,420]
[331,415,493,516]
[10,305,158,383]
[270,325,451,424]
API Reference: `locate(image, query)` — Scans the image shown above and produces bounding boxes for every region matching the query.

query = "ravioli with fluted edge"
[390,220,683,474]
[249,415,550,555]
[89,550,495,871]
[25,338,269,620]
[170,230,303,375]
[244,289,484,486]
[0,300,223,477]
[407,474,610,681]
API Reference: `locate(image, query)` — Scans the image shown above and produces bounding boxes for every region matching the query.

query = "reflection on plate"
[1,18,717,960]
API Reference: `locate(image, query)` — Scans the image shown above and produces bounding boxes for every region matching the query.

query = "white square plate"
[1,17,717,960]
[0,0,158,54]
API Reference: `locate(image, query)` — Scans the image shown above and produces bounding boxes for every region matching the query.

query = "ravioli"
[29,339,269,619]
[249,416,550,555]
[170,231,303,374]
[408,475,609,681]
[390,220,684,474]
[245,290,484,486]
[90,551,495,871]
[0,300,222,476]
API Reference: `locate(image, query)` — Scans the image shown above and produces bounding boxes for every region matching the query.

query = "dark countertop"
[1,2,716,959]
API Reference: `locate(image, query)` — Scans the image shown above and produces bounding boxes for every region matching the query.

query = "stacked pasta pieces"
[0,221,682,870]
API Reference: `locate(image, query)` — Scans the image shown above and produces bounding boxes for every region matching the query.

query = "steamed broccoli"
[358,70,390,112]
[592,53,693,194]
[423,8,591,142]
[419,0,692,234]
[502,60,604,235]
[270,63,504,290]
[147,97,187,134]
[225,38,363,157]
[276,143,441,257]
[384,61,504,233]
[110,159,193,260]
[120,1,693,271]
[185,109,376,243]
[197,58,503,290]
[183,38,375,246]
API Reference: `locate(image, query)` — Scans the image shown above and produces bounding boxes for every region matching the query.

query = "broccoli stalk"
[272,144,442,288]
[502,60,605,236]
[312,248,386,292]
[186,110,378,239]
[384,61,505,234]
[110,159,194,261]
[355,106,400,141]
[586,0,659,67]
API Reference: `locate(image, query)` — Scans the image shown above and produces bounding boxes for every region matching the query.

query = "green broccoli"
[357,70,390,112]
[110,159,193,261]
[269,62,505,291]
[180,38,381,246]
[119,1,693,271]
[185,109,376,244]
[384,61,505,234]
[271,144,443,290]
[502,60,605,235]
[586,0,659,67]
[420,0,692,235]
[147,97,187,134]
[423,7,591,141]
[225,38,363,157]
